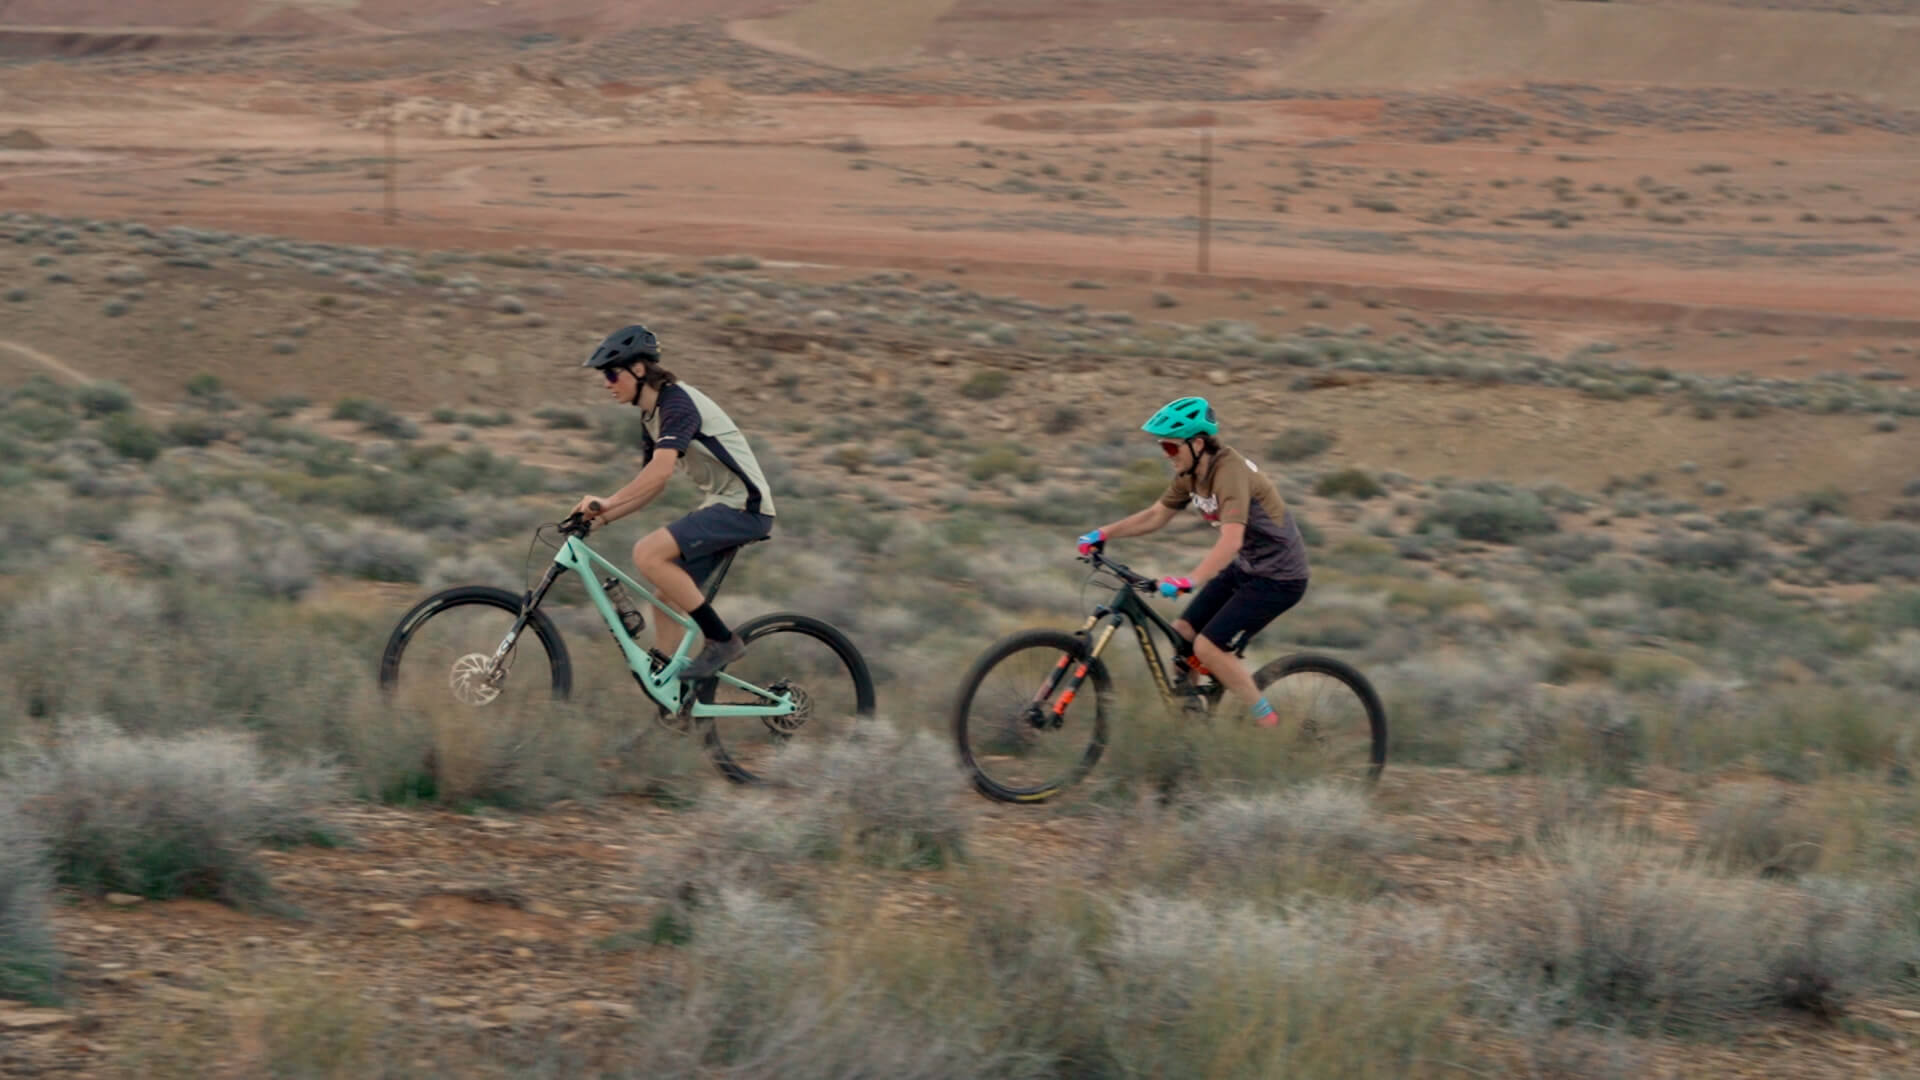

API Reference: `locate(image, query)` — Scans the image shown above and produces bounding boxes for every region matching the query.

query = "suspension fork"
[1033,613,1121,722]
[492,563,564,664]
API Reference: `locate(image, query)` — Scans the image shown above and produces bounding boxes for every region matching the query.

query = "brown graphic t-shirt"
[1158,446,1310,581]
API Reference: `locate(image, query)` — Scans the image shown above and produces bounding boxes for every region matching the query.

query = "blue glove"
[1076,529,1106,556]
[1159,576,1193,598]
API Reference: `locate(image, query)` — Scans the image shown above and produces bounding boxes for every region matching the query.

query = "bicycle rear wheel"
[1250,653,1388,784]
[952,629,1110,804]
[699,613,876,786]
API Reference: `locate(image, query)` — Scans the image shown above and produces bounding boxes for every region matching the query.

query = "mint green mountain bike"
[378,501,875,785]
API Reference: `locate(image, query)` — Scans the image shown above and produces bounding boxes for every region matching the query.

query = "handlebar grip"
[587,499,603,514]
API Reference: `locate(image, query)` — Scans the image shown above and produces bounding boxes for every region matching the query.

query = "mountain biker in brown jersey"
[571,324,777,682]
[1076,396,1309,726]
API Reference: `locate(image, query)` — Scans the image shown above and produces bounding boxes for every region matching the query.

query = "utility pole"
[384,92,398,226]
[1197,127,1212,275]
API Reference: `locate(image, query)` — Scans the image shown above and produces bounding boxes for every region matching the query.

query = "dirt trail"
[0,338,88,386]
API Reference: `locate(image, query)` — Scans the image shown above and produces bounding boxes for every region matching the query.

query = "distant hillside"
[1280,0,1920,104]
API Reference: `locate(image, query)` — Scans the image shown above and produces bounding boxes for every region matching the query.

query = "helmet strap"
[1179,436,1204,482]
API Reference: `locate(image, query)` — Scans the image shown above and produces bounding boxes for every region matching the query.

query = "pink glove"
[1076,529,1106,556]
[1158,577,1193,598]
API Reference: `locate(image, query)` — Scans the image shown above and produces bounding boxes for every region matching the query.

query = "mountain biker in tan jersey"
[570,324,776,682]
[1076,396,1310,726]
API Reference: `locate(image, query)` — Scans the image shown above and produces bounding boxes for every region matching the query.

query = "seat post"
[700,548,739,602]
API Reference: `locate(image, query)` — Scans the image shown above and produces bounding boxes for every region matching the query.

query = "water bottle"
[603,576,646,639]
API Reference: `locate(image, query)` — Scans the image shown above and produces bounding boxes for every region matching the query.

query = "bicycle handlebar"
[557,499,604,538]
[1078,548,1158,594]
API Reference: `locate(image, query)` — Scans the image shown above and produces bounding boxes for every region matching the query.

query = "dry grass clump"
[118,499,316,598]
[5,719,341,908]
[109,964,383,1080]
[0,796,60,1003]
[1497,832,1908,1035]
[1694,782,1828,878]
[1119,783,1407,901]
[627,868,1477,1080]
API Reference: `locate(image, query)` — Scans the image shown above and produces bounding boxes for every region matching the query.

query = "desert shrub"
[0,798,59,1003]
[778,721,972,869]
[6,719,340,908]
[407,444,549,496]
[1807,521,1920,582]
[4,402,77,443]
[1499,834,1903,1035]
[75,380,133,417]
[1695,783,1826,878]
[330,396,416,439]
[1380,655,1532,765]
[1475,687,1643,780]
[117,502,315,598]
[970,442,1041,483]
[100,412,163,462]
[420,552,517,592]
[263,393,310,418]
[8,374,71,410]
[304,521,429,583]
[1315,468,1385,500]
[165,415,225,447]
[1139,785,1406,901]
[533,406,590,430]
[1872,631,1920,692]
[1267,427,1337,463]
[1645,528,1761,572]
[1869,589,1920,631]
[959,369,1012,401]
[1091,895,1469,1078]
[1783,485,1850,519]
[1420,491,1556,543]
[1526,532,1613,571]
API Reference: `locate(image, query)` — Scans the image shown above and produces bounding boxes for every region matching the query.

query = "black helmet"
[584,324,660,371]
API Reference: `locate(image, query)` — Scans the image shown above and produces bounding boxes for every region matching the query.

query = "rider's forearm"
[598,469,669,524]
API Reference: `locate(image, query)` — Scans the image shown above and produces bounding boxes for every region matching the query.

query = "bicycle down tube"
[549,535,795,721]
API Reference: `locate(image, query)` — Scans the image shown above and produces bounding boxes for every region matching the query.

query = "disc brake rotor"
[764,681,811,735]
[449,653,505,706]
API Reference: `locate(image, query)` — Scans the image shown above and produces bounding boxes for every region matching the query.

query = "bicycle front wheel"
[952,629,1110,804]
[1251,653,1388,784]
[376,586,572,799]
[700,613,876,786]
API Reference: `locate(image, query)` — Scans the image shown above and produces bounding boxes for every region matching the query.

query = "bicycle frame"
[1090,584,1199,702]
[1021,577,1206,724]
[507,533,794,721]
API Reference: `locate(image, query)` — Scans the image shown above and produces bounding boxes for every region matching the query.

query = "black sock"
[688,602,732,643]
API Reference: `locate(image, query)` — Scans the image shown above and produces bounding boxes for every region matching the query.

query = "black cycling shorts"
[666,504,774,590]
[1180,564,1307,652]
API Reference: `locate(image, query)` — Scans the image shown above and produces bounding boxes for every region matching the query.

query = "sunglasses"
[1159,440,1183,457]
[602,367,626,384]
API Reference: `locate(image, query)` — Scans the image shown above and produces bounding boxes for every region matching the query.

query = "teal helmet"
[1142,396,1218,440]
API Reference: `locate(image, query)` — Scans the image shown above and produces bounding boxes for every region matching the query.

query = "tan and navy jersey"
[1158,446,1308,580]
[642,382,777,517]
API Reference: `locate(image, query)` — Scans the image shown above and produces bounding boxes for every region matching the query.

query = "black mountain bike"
[951,548,1387,803]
